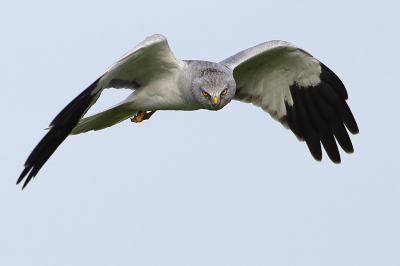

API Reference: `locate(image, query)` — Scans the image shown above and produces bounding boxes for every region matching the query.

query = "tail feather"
[71,102,135,135]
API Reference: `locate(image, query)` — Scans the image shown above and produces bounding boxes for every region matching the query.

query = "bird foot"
[131,111,156,123]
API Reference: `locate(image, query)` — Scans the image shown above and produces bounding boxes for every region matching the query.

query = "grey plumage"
[17,34,359,189]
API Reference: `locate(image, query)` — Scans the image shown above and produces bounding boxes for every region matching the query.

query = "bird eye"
[221,89,227,95]
[202,91,209,97]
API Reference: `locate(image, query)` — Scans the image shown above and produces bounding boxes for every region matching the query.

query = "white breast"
[125,75,195,111]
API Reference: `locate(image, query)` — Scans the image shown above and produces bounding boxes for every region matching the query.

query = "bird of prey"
[17,34,359,189]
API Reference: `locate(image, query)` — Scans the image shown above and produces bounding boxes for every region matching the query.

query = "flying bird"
[17,34,359,189]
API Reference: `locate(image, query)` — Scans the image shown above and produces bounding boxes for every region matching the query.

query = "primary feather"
[18,34,358,189]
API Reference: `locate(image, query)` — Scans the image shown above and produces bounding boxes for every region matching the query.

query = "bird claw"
[130,111,156,123]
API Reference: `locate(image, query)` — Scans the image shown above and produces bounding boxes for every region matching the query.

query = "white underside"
[72,36,324,135]
[224,42,322,127]
[71,34,188,135]
[71,70,193,135]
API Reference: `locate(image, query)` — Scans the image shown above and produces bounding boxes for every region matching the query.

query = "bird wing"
[220,40,359,163]
[18,34,183,189]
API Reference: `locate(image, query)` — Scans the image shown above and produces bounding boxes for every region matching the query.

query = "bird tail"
[71,102,135,135]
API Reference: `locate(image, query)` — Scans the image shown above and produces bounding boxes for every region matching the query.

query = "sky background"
[1,0,399,265]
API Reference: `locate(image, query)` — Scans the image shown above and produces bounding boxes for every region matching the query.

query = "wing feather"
[18,34,183,188]
[220,40,359,162]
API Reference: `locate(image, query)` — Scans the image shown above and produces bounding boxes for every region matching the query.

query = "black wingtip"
[319,65,359,136]
[349,124,360,135]
[286,65,358,164]
[22,177,31,190]
[17,77,102,189]
[320,63,348,100]
[313,154,323,162]
[17,163,37,189]
[17,167,30,185]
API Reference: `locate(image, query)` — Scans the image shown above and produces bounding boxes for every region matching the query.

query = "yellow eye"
[221,89,227,95]
[202,91,209,97]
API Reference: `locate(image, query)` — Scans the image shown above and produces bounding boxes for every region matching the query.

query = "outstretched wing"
[220,40,359,163]
[18,34,183,189]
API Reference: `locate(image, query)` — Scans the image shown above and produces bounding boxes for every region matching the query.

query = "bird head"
[191,66,236,110]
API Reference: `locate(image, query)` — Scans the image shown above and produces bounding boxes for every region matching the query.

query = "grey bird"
[17,34,359,189]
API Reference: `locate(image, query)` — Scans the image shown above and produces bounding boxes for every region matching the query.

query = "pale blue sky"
[1,0,399,265]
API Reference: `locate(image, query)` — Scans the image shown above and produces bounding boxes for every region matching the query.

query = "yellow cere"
[213,97,218,104]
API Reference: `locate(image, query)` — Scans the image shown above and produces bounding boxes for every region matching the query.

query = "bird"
[17,34,359,189]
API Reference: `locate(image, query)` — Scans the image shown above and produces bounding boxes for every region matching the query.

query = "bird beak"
[213,97,219,104]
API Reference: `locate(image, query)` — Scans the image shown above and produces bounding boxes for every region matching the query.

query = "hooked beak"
[213,97,219,104]
[212,96,220,110]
